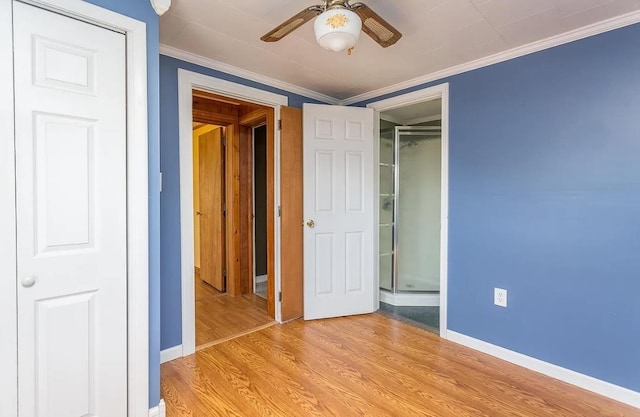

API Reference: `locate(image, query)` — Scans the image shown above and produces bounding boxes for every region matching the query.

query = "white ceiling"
[160,0,640,102]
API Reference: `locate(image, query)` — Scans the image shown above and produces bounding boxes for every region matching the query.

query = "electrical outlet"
[494,288,507,307]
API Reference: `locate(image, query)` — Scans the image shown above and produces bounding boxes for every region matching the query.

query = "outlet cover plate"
[494,288,507,307]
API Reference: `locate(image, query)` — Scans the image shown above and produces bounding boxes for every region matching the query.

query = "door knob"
[306,219,315,228]
[21,276,36,288]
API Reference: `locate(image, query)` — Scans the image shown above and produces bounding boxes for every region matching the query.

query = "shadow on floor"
[378,302,439,334]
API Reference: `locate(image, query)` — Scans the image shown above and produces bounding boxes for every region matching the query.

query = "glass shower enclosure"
[380,125,442,294]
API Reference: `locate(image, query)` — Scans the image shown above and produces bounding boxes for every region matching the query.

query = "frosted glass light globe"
[150,0,171,16]
[314,8,362,52]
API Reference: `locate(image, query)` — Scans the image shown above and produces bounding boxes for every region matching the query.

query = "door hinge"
[278,119,282,131]
[277,205,282,217]
[223,203,226,217]
[278,291,282,302]
[223,269,227,278]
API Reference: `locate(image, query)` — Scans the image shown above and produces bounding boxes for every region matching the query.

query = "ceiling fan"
[261,0,402,53]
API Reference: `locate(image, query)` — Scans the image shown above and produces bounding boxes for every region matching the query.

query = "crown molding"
[340,9,640,105]
[159,44,340,105]
[161,9,640,108]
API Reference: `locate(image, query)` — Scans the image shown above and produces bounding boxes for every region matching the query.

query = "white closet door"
[13,2,128,416]
[303,104,376,320]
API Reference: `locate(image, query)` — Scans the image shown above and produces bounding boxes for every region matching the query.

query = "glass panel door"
[379,134,394,291]
[378,125,442,294]
[396,127,441,292]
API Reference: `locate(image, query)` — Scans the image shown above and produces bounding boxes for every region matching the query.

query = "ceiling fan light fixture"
[149,0,171,16]
[314,8,362,52]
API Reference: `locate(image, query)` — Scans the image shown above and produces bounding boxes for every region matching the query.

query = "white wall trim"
[160,345,183,364]
[161,44,339,105]
[342,10,640,105]
[380,291,440,307]
[149,399,166,417]
[368,83,450,340]
[448,331,640,409]
[0,1,150,416]
[179,68,288,357]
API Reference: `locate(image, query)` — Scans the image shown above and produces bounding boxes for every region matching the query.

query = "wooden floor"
[195,277,274,348]
[162,314,638,417]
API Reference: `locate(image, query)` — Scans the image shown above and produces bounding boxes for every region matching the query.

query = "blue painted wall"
[159,55,325,350]
[82,0,160,408]
[355,24,640,392]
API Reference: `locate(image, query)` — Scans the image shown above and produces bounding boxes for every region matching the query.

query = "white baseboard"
[255,274,267,284]
[149,399,166,417]
[447,331,640,409]
[160,345,183,364]
[380,290,440,307]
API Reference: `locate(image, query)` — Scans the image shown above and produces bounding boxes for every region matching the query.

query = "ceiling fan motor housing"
[314,8,362,52]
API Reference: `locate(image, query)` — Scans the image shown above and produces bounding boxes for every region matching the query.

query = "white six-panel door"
[13,2,128,416]
[303,104,375,320]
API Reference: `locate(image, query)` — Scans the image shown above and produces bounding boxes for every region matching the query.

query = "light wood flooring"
[162,314,638,417]
[195,277,274,348]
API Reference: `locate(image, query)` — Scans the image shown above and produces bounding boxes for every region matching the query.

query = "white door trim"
[177,69,288,357]
[0,1,17,416]
[0,1,149,416]
[367,84,450,339]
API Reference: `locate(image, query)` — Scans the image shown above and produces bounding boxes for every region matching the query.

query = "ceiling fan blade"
[351,3,402,48]
[261,6,323,42]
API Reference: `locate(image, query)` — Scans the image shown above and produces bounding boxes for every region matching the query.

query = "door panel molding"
[0,0,149,416]
[178,69,287,357]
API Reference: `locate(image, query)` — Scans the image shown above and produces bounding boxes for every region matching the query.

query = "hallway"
[195,276,274,349]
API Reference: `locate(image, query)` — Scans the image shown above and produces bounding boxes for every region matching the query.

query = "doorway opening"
[177,69,305,358]
[191,91,276,350]
[367,85,450,339]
